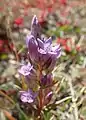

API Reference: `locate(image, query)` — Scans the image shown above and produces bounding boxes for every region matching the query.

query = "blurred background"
[0,0,86,120]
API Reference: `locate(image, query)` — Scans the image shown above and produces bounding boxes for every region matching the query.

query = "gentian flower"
[26,15,61,71]
[18,63,33,76]
[38,38,61,57]
[38,38,61,71]
[20,89,37,103]
[18,15,61,107]
[26,32,61,71]
[18,62,38,90]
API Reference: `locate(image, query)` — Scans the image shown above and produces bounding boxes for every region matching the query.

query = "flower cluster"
[18,15,61,106]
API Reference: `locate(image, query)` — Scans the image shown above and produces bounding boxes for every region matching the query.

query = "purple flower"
[18,63,33,76]
[26,36,61,71]
[26,15,61,70]
[18,61,38,89]
[20,89,37,103]
[38,38,61,56]
[38,38,61,71]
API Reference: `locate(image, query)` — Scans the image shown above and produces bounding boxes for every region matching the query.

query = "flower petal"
[20,92,28,103]
[45,37,52,45]
[38,48,46,54]
[52,44,61,52]
[37,38,44,49]
[26,35,39,62]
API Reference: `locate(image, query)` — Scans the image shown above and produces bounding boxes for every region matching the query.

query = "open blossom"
[18,63,38,89]
[18,63,33,76]
[20,89,37,103]
[38,38,61,71]
[38,37,61,56]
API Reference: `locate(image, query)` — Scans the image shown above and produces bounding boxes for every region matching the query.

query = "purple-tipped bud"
[41,74,53,87]
[32,15,38,25]
[31,15,41,39]
[41,74,53,105]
